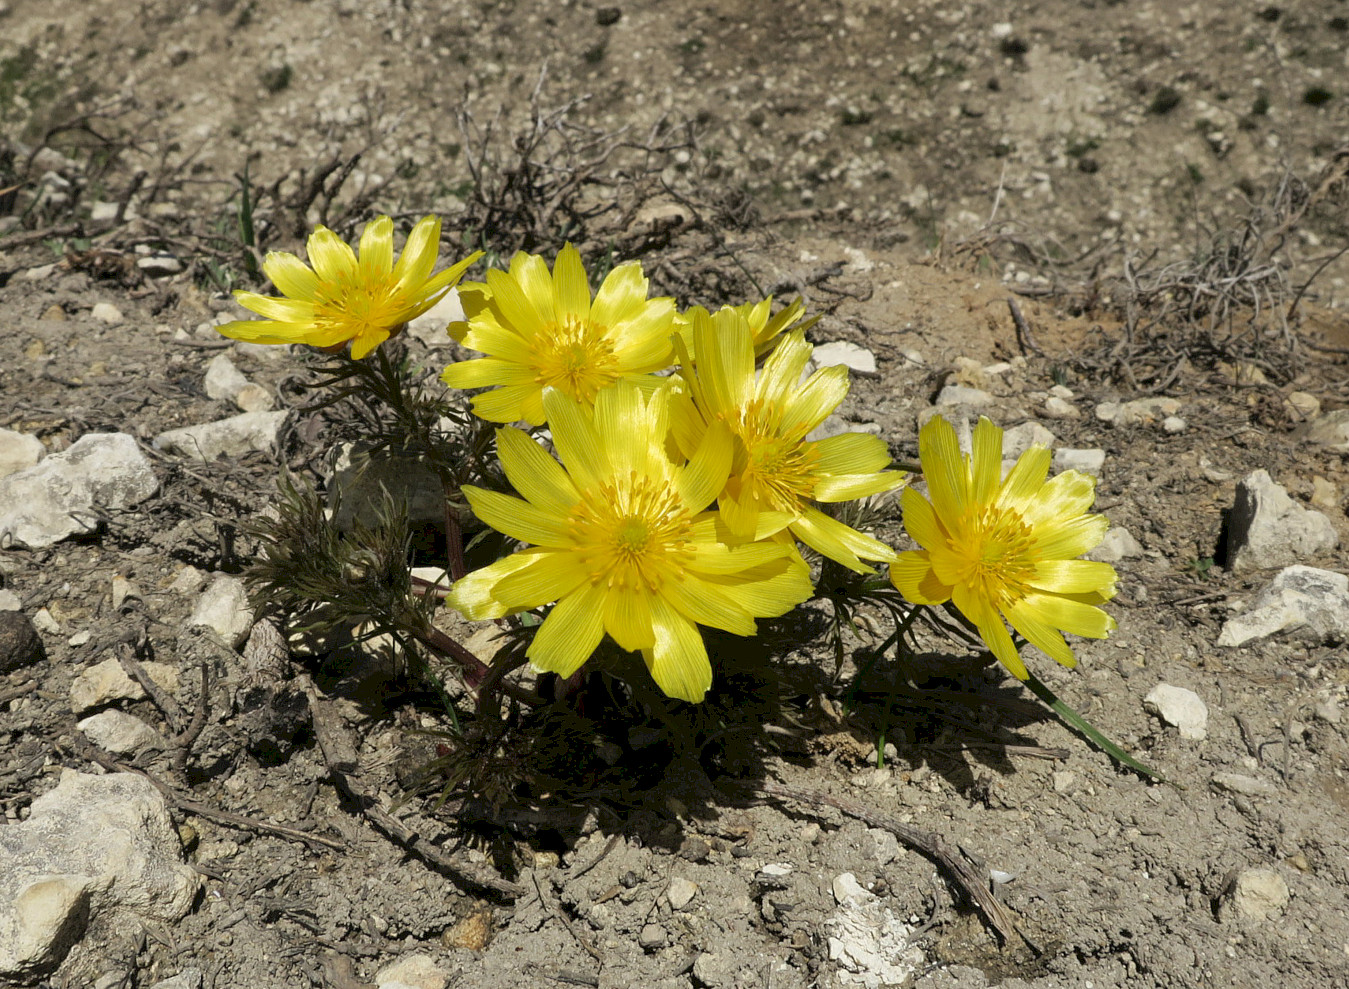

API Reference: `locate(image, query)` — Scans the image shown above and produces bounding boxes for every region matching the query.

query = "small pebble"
[91,302,125,325]
[1163,415,1187,434]
[1143,683,1208,740]
[1043,395,1079,419]
[638,923,667,950]
[667,877,699,910]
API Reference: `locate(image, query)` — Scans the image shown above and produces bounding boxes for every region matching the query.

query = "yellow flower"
[890,414,1118,679]
[674,295,817,359]
[218,215,480,359]
[440,244,676,426]
[447,381,813,702]
[672,306,906,573]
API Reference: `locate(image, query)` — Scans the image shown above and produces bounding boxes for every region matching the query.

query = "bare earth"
[3,1,1349,988]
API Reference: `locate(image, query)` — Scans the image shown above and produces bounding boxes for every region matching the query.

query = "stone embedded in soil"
[0,427,44,479]
[1043,394,1080,419]
[638,923,668,950]
[405,287,465,346]
[668,876,699,910]
[1217,565,1349,648]
[811,341,877,374]
[136,254,183,277]
[148,970,203,989]
[153,410,288,463]
[1086,526,1144,562]
[91,302,124,325]
[1094,396,1182,426]
[0,611,45,675]
[0,590,20,611]
[329,442,449,529]
[0,771,197,979]
[1143,683,1208,740]
[1296,408,1349,454]
[203,353,250,401]
[1223,868,1290,922]
[1311,476,1340,513]
[935,383,993,407]
[375,953,449,989]
[1163,415,1187,434]
[826,873,923,988]
[1053,447,1106,474]
[0,433,158,549]
[1211,772,1277,797]
[1226,469,1338,573]
[188,574,254,647]
[233,383,274,412]
[69,656,180,715]
[77,710,165,755]
[1002,421,1056,458]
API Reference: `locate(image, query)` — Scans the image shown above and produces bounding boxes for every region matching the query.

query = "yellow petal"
[698,307,754,414]
[611,300,677,371]
[495,427,579,515]
[1034,513,1109,560]
[458,318,537,366]
[512,251,558,326]
[417,250,483,300]
[995,445,1052,509]
[918,414,969,522]
[306,225,357,284]
[349,327,390,360]
[756,330,812,408]
[233,292,314,324]
[699,555,812,618]
[543,386,609,491]
[486,263,551,336]
[490,550,588,610]
[789,506,894,573]
[391,215,443,287]
[780,365,848,436]
[551,243,592,323]
[812,431,893,475]
[644,595,713,702]
[1024,470,1097,525]
[1029,559,1118,596]
[528,583,606,678]
[952,583,1027,679]
[1017,591,1117,640]
[686,538,795,575]
[1005,598,1078,669]
[440,358,536,389]
[677,420,733,512]
[590,261,649,330]
[445,552,540,620]
[664,574,755,636]
[602,586,655,653]
[970,417,1004,504]
[262,252,319,300]
[469,383,541,425]
[215,319,304,345]
[812,470,907,502]
[357,215,395,281]
[718,484,762,541]
[889,551,952,605]
[462,486,572,547]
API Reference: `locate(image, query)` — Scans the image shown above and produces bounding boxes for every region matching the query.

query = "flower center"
[531,315,621,405]
[567,472,692,592]
[729,399,820,513]
[314,271,408,337]
[951,505,1038,606]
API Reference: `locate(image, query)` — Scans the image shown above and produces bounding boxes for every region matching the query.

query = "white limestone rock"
[0,428,43,479]
[1226,470,1338,573]
[811,341,877,375]
[406,288,466,346]
[203,354,250,401]
[154,410,288,462]
[189,575,254,647]
[1002,421,1056,459]
[0,433,158,549]
[1143,683,1208,740]
[0,771,197,979]
[935,384,993,408]
[826,872,924,988]
[1053,448,1106,474]
[1217,566,1349,647]
[77,710,166,755]
[1086,526,1144,562]
[376,954,450,989]
[1296,408,1349,454]
[69,657,180,715]
[1222,868,1289,922]
[1094,397,1181,426]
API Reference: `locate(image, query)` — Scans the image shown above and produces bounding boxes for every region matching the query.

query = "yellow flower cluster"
[221,224,1119,702]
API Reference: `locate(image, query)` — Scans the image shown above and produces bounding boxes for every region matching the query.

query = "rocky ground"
[3,1,1349,988]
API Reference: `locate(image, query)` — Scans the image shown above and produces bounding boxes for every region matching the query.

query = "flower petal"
[445,551,541,620]
[1016,590,1117,640]
[812,431,894,475]
[918,414,969,522]
[551,243,592,323]
[889,551,952,605]
[1004,598,1078,669]
[995,445,1052,509]
[664,573,755,636]
[391,215,442,288]
[233,292,314,324]
[591,261,649,330]
[780,365,849,436]
[756,330,812,408]
[470,383,542,424]
[1028,559,1118,596]
[440,357,537,389]
[812,470,907,502]
[306,226,357,284]
[462,486,573,547]
[1023,470,1098,525]
[262,252,319,300]
[644,594,714,702]
[952,583,1027,679]
[357,215,395,282]
[528,582,606,678]
[490,550,588,610]
[1034,513,1110,560]
[544,386,609,491]
[677,420,733,513]
[789,506,894,573]
[603,586,655,653]
[495,427,580,515]
[970,417,1004,504]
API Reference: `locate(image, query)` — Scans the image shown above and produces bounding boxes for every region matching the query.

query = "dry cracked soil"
[3,1,1349,988]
